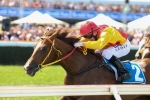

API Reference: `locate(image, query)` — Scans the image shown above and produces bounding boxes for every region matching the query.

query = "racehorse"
[135,34,150,59]
[24,27,150,100]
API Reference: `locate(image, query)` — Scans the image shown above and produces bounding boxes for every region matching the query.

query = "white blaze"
[24,41,42,69]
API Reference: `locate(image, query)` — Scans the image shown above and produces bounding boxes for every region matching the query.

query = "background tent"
[11,11,43,24]
[127,14,150,29]
[75,13,125,28]
[40,13,68,24]
[11,11,68,25]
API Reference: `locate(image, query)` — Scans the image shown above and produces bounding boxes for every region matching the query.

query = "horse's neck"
[55,39,97,75]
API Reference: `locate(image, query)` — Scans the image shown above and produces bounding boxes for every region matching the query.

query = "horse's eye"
[41,47,47,51]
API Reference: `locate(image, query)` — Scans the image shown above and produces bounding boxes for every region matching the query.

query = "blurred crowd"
[0,23,71,41]
[0,0,150,45]
[0,0,150,13]
[0,23,150,45]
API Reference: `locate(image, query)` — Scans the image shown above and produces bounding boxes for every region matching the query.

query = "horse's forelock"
[43,28,56,37]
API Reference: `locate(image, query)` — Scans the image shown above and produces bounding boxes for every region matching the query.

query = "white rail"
[0,85,150,100]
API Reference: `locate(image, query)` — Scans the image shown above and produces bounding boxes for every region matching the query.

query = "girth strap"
[67,59,107,77]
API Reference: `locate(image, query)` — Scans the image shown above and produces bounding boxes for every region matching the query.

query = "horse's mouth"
[25,66,40,76]
[26,69,36,76]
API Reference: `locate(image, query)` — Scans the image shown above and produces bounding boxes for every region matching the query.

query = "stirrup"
[122,73,131,80]
[116,73,131,84]
[116,76,123,84]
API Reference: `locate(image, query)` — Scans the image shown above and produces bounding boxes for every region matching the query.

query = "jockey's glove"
[74,42,85,47]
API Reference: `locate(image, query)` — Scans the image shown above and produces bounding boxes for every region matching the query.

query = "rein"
[39,36,77,68]
[39,36,107,77]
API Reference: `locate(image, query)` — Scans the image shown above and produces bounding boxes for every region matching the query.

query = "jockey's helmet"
[80,21,100,36]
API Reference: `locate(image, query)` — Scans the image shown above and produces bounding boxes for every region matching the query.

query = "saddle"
[103,58,146,84]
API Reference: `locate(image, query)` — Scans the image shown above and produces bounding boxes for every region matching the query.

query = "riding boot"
[109,56,131,80]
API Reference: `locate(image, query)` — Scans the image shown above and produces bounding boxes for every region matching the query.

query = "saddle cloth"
[103,59,146,84]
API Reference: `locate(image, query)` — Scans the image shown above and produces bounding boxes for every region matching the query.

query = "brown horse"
[135,34,150,59]
[24,27,150,100]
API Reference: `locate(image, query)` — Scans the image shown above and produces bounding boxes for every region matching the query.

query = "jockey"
[74,21,131,81]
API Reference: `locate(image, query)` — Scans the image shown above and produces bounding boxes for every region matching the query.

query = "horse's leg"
[133,96,150,100]
[60,96,75,100]
[77,96,112,100]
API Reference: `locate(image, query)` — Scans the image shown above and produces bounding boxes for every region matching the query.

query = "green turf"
[0,65,66,100]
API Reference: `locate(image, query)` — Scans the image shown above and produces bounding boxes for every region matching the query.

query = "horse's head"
[135,34,150,59]
[24,27,79,76]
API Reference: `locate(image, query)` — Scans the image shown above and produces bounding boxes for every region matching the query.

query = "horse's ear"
[43,27,50,36]
[48,28,62,40]
[46,27,53,31]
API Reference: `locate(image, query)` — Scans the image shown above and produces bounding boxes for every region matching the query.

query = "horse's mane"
[44,27,80,46]
[43,27,98,55]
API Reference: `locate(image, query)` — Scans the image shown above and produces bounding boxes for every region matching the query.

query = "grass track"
[0,65,66,100]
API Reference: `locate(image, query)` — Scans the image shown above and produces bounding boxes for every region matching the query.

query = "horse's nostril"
[24,65,32,71]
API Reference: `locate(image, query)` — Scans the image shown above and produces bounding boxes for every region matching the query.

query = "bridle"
[38,36,76,69]
[37,36,104,77]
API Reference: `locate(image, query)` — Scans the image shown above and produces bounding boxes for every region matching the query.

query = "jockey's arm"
[84,31,111,49]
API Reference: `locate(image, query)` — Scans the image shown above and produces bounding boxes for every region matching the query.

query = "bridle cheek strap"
[40,36,76,68]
